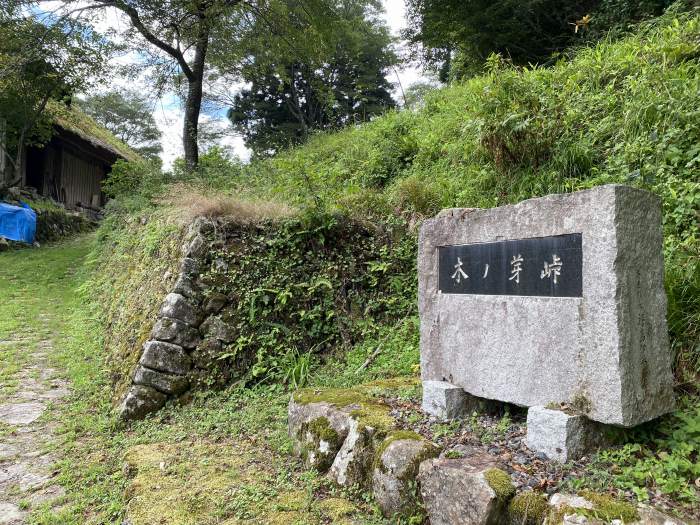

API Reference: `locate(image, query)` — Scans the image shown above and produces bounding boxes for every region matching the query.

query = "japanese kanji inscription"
[437,233,582,297]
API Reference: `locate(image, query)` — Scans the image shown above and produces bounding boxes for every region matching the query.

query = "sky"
[75,0,426,167]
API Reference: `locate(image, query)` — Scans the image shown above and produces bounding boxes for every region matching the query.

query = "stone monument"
[418,185,674,461]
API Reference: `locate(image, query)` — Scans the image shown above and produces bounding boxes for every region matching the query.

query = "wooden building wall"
[22,127,116,209]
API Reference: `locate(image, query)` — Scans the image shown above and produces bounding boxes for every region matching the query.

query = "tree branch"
[93,0,195,80]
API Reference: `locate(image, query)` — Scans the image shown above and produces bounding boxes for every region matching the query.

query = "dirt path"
[0,239,90,524]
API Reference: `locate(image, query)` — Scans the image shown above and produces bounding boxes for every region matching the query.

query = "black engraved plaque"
[438,233,582,297]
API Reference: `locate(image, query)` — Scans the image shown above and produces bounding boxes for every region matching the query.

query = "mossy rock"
[293,378,415,434]
[299,416,344,471]
[372,431,441,520]
[576,491,639,523]
[508,492,550,525]
[484,468,516,503]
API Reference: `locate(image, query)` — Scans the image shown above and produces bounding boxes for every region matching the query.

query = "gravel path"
[0,323,70,524]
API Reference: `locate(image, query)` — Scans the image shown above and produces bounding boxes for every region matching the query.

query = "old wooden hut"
[19,104,137,209]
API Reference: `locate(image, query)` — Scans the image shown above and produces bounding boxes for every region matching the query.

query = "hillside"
[10,7,699,524]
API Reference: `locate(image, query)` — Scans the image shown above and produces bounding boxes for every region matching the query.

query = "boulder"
[288,397,352,472]
[203,292,228,315]
[372,432,440,519]
[418,452,514,525]
[132,365,189,395]
[190,339,224,370]
[159,293,203,327]
[118,385,167,420]
[139,341,192,375]
[151,317,202,349]
[422,380,480,420]
[200,316,236,344]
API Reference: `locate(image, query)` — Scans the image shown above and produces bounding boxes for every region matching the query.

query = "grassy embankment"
[13,7,700,523]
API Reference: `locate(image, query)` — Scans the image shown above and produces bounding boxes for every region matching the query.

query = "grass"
[0,236,390,523]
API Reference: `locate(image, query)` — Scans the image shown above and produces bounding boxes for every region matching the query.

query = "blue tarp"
[0,201,36,244]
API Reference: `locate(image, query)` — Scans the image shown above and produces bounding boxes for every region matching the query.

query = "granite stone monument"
[419,185,674,459]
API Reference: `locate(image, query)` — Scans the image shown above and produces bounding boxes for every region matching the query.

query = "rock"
[182,234,206,259]
[0,502,25,524]
[171,274,201,301]
[132,365,189,395]
[190,339,224,369]
[212,258,228,272]
[372,432,440,519]
[118,385,167,420]
[563,515,602,525]
[418,452,514,525]
[419,185,674,427]
[7,186,21,200]
[288,397,353,472]
[328,418,376,488]
[159,293,203,327]
[151,317,202,349]
[199,316,236,344]
[508,492,551,525]
[550,493,595,511]
[203,292,228,315]
[526,406,609,462]
[180,257,200,278]
[187,216,215,237]
[422,380,478,420]
[634,505,687,525]
[139,341,192,375]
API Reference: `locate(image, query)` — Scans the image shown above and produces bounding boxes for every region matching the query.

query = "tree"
[0,13,107,187]
[403,0,673,80]
[42,0,346,170]
[226,0,396,156]
[78,90,162,159]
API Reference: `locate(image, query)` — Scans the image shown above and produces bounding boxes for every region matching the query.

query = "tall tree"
[41,0,344,170]
[0,13,107,186]
[403,0,673,80]
[227,0,396,156]
[78,90,162,159]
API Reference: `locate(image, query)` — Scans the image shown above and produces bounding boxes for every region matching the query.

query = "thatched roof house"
[21,101,138,209]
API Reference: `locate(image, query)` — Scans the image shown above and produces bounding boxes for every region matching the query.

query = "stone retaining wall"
[117,217,227,420]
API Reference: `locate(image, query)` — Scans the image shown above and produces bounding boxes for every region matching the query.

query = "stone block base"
[422,380,498,420]
[526,406,611,462]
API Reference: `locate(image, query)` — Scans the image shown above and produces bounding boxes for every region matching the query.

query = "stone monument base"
[525,406,613,462]
[422,381,501,420]
[422,382,615,462]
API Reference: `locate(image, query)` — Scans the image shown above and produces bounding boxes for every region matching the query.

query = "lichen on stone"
[570,392,593,414]
[484,468,516,503]
[507,491,549,525]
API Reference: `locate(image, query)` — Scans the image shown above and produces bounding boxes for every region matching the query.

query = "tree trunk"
[183,19,210,171]
[11,139,24,187]
[183,77,203,170]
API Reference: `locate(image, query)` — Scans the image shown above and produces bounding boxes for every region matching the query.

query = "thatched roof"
[46,100,140,163]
